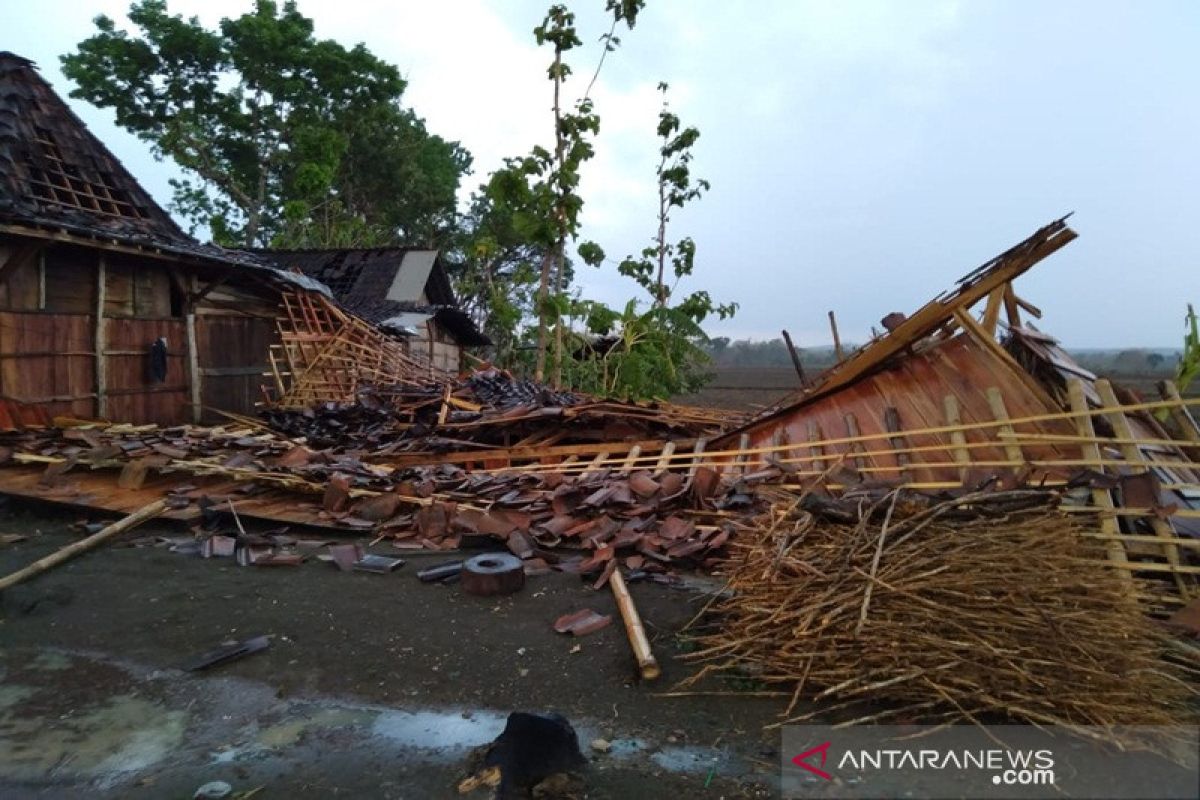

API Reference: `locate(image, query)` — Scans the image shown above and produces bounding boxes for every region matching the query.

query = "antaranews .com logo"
[781,725,1199,799]
[792,739,1055,787]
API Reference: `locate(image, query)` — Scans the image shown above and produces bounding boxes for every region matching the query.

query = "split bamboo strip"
[681,488,1197,732]
[461,394,1200,476]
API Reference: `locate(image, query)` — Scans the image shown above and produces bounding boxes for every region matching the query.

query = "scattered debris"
[461,553,526,597]
[681,487,1196,730]
[418,560,464,583]
[353,554,405,574]
[553,609,613,637]
[181,635,271,672]
[193,781,233,800]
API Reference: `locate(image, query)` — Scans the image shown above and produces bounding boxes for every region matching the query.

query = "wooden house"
[0,52,327,424]
[247,247,489,373]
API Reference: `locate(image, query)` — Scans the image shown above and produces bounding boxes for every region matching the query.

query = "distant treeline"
[704,337,1181,376]
[705,337,847,370]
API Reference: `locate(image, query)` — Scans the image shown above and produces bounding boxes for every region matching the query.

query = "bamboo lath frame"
[264,291,450,408]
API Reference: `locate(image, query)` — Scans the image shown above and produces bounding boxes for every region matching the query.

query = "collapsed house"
[0,52,490,426]
[245,247,489,373]
[710,217,1200,610]
[0,52,340,425]
[0,214,1197,737]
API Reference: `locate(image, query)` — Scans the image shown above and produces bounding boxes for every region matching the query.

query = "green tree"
[566,83,735,399]
[61,0,468,247]
[484,2,642,385]
[1178,303,1199,392]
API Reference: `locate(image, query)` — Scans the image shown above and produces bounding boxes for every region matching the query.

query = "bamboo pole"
[609,568,661,681]
[0,499,167,592]
[457,394,1200,475]
[828,311,844,361]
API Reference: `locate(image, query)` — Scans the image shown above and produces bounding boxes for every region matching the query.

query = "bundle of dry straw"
[682,486,1198,732]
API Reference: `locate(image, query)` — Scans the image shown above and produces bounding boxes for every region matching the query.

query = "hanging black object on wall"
[147,337,168,383]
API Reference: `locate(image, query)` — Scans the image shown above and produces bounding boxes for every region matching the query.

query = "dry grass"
[681,486,1199,736]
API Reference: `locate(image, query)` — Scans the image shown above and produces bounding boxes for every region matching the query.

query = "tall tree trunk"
[534,250,553,383]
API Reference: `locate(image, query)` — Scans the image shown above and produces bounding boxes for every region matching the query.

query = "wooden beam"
[1002,284,1022,329]
[1066,378,1135,599]
[981,286,1005,335]
[1096,378,1190,601]
[0,499,168,591]
[1013,293,1042,320]
[953,309,1062,410]
[781,329,806,383]
[943,395,971,484]
[0,239,46,284]
[1160,380,1200,444]
[186,311,201,423]
[986,387,1024,465]
[95,256,107,419]
[828,311,844,361]
[787,220,1074,406]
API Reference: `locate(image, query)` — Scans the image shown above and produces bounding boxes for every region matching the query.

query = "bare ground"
[0,499,785,799]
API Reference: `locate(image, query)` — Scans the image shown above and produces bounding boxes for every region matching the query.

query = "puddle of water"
[0,684,36,711]
[29,651,74,671]
[0,692,186,787]
[371,708,508,750]
[651,745,733,776]
[257,707,374,748]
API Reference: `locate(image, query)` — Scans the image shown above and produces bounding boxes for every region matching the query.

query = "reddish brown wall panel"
[722,334,1076,484]
[104,317,188,424]
[196,314,278,420]
[0,311,95,418]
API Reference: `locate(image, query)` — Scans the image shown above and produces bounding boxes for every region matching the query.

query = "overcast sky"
[4,0,1198,347]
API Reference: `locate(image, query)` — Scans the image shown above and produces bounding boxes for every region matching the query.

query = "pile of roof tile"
[259,367,733,454]
[0,420,763,577]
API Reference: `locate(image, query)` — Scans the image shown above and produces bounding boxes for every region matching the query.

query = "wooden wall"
[0,310,95,419]
[0,234,284,425]
[196,312,278,422]
[718,333,1077,485]
[104,317,189,425]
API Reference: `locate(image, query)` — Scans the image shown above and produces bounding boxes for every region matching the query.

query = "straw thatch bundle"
[682,486,1198,732]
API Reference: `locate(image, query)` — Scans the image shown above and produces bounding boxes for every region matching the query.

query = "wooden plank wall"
[104,317,189,425]
[1,236,287,425]
[196,313,278,420]
[0,311,95,418]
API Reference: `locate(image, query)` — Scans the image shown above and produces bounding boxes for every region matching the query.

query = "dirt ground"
[0,499,786,799]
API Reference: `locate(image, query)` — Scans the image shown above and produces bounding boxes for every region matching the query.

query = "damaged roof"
[0,51,328,296]
[248,246,490,346]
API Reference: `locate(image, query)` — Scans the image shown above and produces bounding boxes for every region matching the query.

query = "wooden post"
[981,286,1005,335]
[95,256,107,419]
[609,568,660,681]
[37,250,46,309]
[1160,380,1200,444]
[186,311,201,424]
[1096,379,1190,601]
[943,395,972,484]
[0,499,168,592]
[1067,379,1135,599]
[781,329,806,384]
[843,413,867,470]
[828,310,844,362]
[986,387,1024,465]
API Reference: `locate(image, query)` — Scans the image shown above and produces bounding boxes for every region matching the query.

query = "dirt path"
[0,501,783,798]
